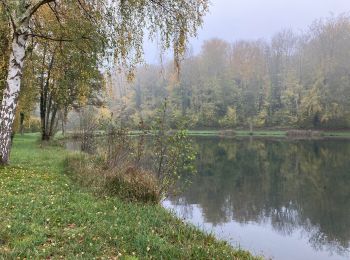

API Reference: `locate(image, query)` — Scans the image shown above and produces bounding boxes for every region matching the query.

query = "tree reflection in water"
[167,137,350,257]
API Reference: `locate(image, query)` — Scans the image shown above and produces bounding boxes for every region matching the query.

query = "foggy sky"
[144,0,350,63]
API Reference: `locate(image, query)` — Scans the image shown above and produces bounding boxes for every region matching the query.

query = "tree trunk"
[20,112,25,135]
[61,119,65,136]
[48,107,58,138]
[40,51,55,141]
[0,33,28,164]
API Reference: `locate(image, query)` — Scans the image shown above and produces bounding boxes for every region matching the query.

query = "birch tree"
[0,4,10,100]
[0,0,209,165]
[0,1,53,164]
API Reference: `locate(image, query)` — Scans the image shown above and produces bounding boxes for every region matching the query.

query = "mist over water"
[144,0,350,63]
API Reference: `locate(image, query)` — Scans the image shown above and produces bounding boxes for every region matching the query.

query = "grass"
[0,134,259,259]
[323,131,350,137]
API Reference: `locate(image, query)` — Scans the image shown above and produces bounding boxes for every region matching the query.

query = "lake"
[163,137,350,260]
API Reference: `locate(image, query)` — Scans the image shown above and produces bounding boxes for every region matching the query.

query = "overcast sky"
[144,0,350,63]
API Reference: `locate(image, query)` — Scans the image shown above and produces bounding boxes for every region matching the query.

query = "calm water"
[163,137,350,260]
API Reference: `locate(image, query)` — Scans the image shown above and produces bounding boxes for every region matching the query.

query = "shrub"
[65,154,161,203]
[106,166,160,203]
[66,100,196,204]
[286,130,323,138]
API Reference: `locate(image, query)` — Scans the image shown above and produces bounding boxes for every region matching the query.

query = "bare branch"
[27,0,57,20]
[16,0,56,28]
[76,0,98,24]
[47,2,63,26]
[28,33,74,42]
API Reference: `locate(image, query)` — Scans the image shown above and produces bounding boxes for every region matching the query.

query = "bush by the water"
[65,154,161,203]
[67,104,197,204]
[106,166,159,203]
[287,130,323,138]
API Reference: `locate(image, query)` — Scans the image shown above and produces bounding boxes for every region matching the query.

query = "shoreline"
[56,129,350,139]
[0,134,260,259]
[186,129,350,138]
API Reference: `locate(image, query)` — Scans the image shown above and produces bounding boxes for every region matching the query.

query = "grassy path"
[0,134,259,259]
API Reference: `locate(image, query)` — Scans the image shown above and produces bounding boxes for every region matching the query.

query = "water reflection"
[164,137,350,259]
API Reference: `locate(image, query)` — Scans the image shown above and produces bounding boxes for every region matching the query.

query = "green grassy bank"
[0,134,259,259]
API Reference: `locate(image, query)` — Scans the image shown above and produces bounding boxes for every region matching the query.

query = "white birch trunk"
[0,33,28,164]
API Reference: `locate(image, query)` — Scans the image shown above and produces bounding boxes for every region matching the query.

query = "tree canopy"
[0,0,209,164]
[109,14,350,130]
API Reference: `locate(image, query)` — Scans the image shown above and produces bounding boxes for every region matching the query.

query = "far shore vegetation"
[56,128,350,139]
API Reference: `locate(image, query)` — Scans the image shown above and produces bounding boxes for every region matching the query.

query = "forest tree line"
[110,14,350,130]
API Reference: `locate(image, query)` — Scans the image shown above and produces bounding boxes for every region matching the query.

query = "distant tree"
[108,14,350,131]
